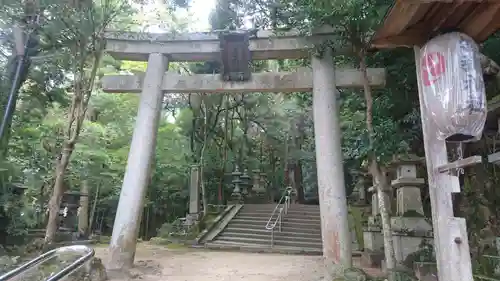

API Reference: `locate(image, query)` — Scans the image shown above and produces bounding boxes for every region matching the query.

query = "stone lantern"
[351,171,369,206]
[10,183,27,196]
[187,164,201,223]
[59,191,83,233]
[252,170,267,194]
[361,177,385,268]
[389,154,433,263]
[3,183,27,213]
[230,166,243,202]
[252,170,261,195]
[240,169,252,197]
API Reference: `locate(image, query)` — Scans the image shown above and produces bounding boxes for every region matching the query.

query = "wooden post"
[414,47,473,281]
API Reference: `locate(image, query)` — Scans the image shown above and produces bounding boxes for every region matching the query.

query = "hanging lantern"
[419,32,486,142]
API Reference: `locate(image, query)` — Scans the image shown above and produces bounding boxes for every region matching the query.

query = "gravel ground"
[95,243,325,281]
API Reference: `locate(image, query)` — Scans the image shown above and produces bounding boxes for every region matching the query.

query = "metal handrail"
[0,245,95,281]
[265,186,292,246]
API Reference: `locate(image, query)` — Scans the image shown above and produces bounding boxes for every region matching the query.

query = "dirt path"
[95,243,325,281]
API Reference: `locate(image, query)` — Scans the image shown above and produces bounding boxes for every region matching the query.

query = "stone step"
[215,235,272,246]
[238,211,278,217]
[230,218,269,226]
[289,204,319,211]
[235,215,278,221]
[229,219,321,230]
[240,207,276,212]
[286,208,320,213]
[204,241,323,255]
[289,204,320,209]
[283,216,321,223]
[241,204,276,211]
[206,203,327,256]
[285,216,320,222]
[228,221,268,229]
[224,226,322,238]
[280,228,322,237]
[217,232,323,247]
[216,235,323,249]
[221,231,322,244]
[205,241,362,257]
[281,221,321,230]
[286,209,320,215]
[239,205,319,215]
[233,216,320,225]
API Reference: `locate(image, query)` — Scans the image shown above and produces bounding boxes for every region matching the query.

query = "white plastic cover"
[419,32,486,142]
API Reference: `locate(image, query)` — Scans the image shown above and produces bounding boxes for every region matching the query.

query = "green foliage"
[0,0,194,240]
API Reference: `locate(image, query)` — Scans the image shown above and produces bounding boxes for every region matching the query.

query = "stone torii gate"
[100,28,386,271]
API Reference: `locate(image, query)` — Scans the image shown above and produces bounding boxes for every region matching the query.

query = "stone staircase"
[206,203,323,254]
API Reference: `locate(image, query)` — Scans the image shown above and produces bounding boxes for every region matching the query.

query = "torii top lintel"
[103,26,339,62]
[370,0,500,50]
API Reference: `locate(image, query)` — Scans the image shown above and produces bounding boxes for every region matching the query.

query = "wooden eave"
[371,0,500,50]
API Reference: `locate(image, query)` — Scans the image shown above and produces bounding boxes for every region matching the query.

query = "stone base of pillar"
[392,233,434,265]
[350,230,360,251]
[185,213,200,227]
[414,262,438,281]
[391,217,433,235]
[228,193,244,205]
[243,193,268,204]
[360,250,385,268]
[363,227,384,252]
[391,216,434,269]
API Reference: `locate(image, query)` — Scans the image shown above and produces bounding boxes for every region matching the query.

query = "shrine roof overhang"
[370,0,500,50]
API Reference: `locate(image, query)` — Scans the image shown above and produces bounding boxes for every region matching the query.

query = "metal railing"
[265,186,292,246]
[0,245,95,281]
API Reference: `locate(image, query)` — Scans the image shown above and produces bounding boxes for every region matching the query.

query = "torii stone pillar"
[108,53,169,270]
[312,49,352,272]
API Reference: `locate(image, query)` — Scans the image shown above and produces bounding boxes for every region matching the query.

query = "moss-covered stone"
[149,237,172,245]
[349,206,365,247]
[401,210,424,218]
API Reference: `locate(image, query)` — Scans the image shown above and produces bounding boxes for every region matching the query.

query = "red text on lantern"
[421,52,446,86]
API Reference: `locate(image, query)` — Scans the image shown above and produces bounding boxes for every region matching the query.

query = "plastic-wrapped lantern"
[419,32,487,142]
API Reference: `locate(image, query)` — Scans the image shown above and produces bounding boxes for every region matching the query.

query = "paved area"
[96,243,325,281]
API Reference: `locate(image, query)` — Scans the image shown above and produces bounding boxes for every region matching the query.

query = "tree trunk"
[283,133,289,187]
[370,161,396,276]
[220,94,230,206]
[360,52,396,279]
[78,180,90,239]
[45,142,74,244]
[88,183,100,234]
[44,48,102,245]
[0,10,40,157]
[294,162,304,203]
[295,116,305,203]
[145,207,150,239]
[200,98,209,216]
[270,148,276,202]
